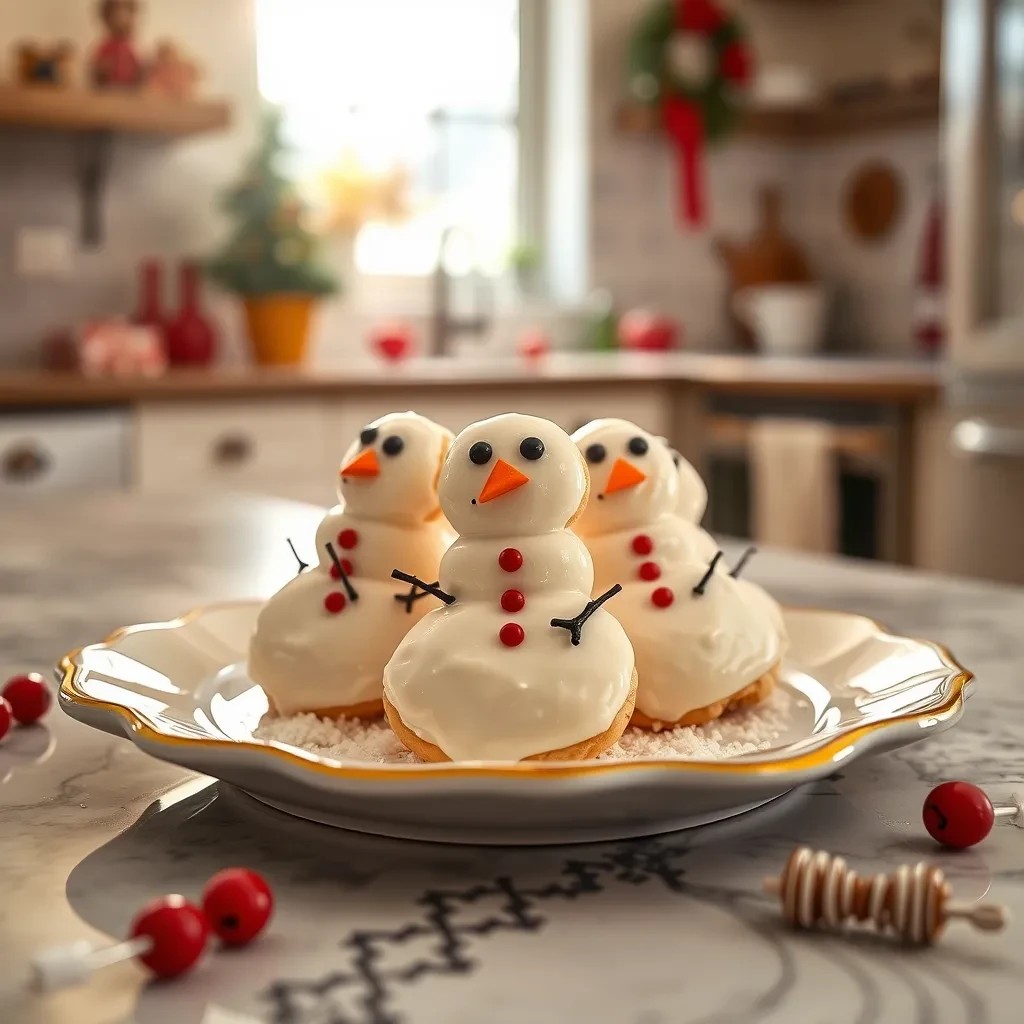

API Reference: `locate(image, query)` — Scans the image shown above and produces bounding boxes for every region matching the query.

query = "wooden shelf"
[616,88,939,142]
[0,84,230,136]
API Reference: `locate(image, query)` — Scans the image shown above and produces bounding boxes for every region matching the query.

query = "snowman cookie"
[572,419,783,727]
[249,412,454,719]
[663,438,787,647]
[383,413,637,762]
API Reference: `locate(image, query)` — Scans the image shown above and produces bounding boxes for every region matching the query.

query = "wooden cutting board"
[715,185,813,348]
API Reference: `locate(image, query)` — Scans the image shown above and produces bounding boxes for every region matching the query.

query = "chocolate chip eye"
[469,440,493,465]
[360,427,378,446]
[628,436,649,456]
[382,435,404,456]
[672,452,681,467]
[585,443,606,464]
[519,436,545,461]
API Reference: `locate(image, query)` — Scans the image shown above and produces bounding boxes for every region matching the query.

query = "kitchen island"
[1,492,1022,1024]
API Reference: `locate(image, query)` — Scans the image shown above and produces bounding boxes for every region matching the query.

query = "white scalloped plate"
[58,601,972,844]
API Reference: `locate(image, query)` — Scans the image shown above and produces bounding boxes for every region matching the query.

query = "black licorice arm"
[692,551,724,596]
[551,584,623,647]
[391,569,456,606]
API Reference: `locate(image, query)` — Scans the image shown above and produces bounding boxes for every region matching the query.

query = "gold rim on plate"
[58,601,973,782]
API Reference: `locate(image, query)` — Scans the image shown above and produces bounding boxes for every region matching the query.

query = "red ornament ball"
[677,0,724,34]
[499,623,525,647]
[129,895,209,979]
[923,781,995,849]
[0,697,12,742]
[500,589,526,613]
[720,40,753,85]
[498,547,523,573]
[2,673,52,725]
[337,529,359,550]
[324,592,347,614]
[330,559,354,580]
[651,587,675,609]
[370,321,414,363]
[202,867,274,946]
[631,535,654,556]
[638,561,661,581]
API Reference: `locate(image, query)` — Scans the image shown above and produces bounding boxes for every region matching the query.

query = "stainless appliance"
[939,0,1024,581]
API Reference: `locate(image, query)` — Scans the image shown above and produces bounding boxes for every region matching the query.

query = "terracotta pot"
[242,294,316,366]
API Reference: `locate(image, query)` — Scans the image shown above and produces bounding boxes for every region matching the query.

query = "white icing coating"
[673,450,709,523]
[249,573,435,715]
[612,566,781,721]
[384,598,633,761]
[572,417,784,721]
[440,412,589,539]
[571,419,678,536]
[385,413,635,761]
[315,507,454,583]
[337,411,454,526]
[250,412,454,714]
[583,515,719,595]
[441,533,594,601]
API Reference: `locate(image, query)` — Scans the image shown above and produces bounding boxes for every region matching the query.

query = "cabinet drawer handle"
[951,419,1024,460]
[2,442,52,482]
[212,434,253,465]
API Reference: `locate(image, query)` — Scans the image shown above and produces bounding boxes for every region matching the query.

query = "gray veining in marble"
[1,493,1024,1024]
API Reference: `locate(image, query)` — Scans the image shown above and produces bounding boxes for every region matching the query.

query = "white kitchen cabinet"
[0,410,128,492]
[135,401,330,501]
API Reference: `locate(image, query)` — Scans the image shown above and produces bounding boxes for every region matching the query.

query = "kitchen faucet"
[429,225,492,357]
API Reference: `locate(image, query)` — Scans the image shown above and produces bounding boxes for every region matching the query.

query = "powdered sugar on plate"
[254,686,796,765]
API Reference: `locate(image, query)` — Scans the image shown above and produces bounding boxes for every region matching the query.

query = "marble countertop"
[1,492,1023,1024]
[0,352,942,409]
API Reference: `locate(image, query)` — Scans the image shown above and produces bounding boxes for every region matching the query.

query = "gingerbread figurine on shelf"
[146,41,200,100]
[91,0,144,89]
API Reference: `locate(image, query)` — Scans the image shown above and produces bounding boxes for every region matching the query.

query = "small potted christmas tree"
[207,108,338,366]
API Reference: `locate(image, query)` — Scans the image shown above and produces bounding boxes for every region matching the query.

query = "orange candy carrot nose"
[477,458,530,503]
[604,458,646,495]
[341,448,380,478]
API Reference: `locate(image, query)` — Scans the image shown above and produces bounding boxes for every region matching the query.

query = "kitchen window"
[255,0,537,278]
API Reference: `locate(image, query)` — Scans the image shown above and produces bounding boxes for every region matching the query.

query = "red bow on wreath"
[629,0,753,228]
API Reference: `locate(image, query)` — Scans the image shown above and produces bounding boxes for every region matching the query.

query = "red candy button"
[202,868,274,946]
[2,673,51,725]
[324,592,347,614]
[651,587,674,608]
[499,623,525,647]
[338,529,359,550]
[638,561,661,581]
[498,548,523,572]
[129,896,209,979]
[330,559,354,579]
[631,535,654,556]
[501,589,526,612]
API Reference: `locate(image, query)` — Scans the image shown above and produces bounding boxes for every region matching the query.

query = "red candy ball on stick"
[130,896,210,978]
[923,781,1024,849]
[31,895,208,991]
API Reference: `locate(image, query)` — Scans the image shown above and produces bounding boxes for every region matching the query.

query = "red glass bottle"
[166,261,217,366]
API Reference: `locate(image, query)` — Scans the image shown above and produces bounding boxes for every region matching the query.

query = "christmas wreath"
[628,0,753,227]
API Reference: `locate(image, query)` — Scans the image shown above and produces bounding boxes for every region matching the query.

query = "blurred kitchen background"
[0,0,1021,582]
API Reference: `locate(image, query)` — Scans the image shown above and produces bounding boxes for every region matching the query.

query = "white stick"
[30,935,152,991]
